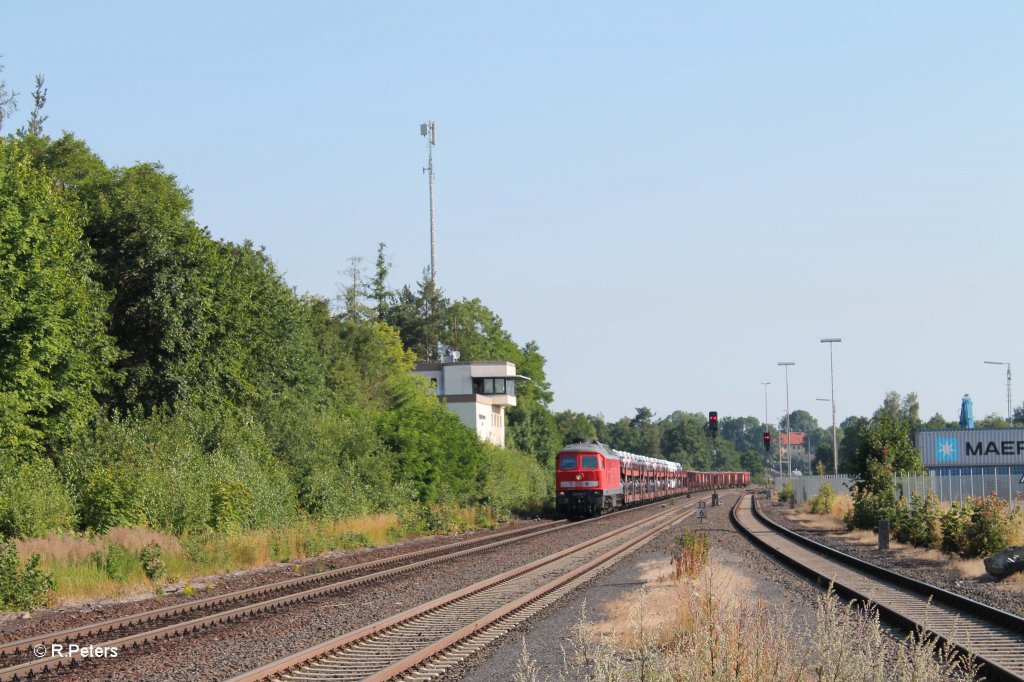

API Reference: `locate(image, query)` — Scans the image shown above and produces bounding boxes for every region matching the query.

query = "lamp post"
[778,362,795,475]
[821,338,842,474]
[816,398,830,474]
[761,381,773,472]
[984,361,1012,423]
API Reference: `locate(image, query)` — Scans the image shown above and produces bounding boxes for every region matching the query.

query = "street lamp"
[778,362,795,475]
[816,398,830,474]
[821,338,842,474]
[984,361,1012,423]
[761,381,774,472]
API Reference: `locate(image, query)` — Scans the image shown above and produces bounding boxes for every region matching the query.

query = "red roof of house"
[780,431,806,446]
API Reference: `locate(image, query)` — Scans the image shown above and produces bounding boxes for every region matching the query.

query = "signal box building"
[412,359,527,448]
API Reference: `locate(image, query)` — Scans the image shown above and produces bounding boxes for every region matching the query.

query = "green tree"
[0,60,16,133]
[368,242,392,320]
[720,415,764,454]
[0,139,119,452]
[853,414,924,495]
[555,410,597,443]
[387,270,449,361]
[16,75,46,137]
[873,391,921,429]
[976,413,1010,429]
[923,412,955,429]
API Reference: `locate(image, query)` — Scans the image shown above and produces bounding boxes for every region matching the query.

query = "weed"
[139,542,166,581]
[0,540,55,611]
[809,483,836,515]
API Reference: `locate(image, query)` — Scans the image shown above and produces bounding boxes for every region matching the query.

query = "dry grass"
[537,558,979,681]
[16,528,181,563]
[9,511,471,607]
[788,511,846,532]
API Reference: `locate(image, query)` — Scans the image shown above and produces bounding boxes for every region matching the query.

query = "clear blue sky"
[4,1,1023,428]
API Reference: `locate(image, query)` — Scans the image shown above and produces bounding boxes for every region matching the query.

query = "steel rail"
[0,521,565,659]
[0,518,609,681]
[732,493,1024,681]
[226,500,697,682]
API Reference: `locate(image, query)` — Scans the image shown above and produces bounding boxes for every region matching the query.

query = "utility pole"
[778,362,794,475]
[420,122,437,283]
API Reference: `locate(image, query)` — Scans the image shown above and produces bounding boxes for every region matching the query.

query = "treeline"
[0,130,550,539]
[553,407,768,479]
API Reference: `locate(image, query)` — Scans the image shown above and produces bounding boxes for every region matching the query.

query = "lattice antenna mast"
[420,121,437,283]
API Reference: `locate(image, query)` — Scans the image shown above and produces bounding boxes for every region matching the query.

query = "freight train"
[555,440,750,518]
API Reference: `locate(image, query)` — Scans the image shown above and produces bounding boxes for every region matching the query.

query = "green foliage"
[554,410,597,443]
[139,542,166,581]
[939,495,1011,558]
[778,481,796,503]
[905,489,942,548]
[64,407,298,535]
[0,539,54,611]
[967,494,1011,557]
[90,544,136,583]
[940,500,973,555]
[481,444,551,520]
[0,453,76,537]
[0,138,119,453]
[809,483,836,515]
[845,479,897,532]
[891,491,941,549]
[388,503,471,539]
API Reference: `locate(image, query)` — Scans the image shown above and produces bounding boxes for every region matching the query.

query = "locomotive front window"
[580,455,599,469]
[558,456,577,470]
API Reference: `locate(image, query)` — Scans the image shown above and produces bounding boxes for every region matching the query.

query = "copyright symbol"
[32,644,48,658]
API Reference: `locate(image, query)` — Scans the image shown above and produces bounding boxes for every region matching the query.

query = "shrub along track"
[0,521,568,680]
[225,502,694,682]
[733,493,1024,681]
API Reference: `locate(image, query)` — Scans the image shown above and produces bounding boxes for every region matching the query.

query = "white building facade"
[412,360,526,447]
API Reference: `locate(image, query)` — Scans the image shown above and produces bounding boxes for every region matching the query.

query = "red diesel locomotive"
[555,440,750,518]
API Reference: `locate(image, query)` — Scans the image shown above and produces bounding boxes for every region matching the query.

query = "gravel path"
[446,489,823,681]
[758,497,1024,619]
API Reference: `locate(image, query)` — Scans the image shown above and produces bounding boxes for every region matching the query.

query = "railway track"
[226,500,695,681]
[732,493,1024,681]
[0,519,580,681]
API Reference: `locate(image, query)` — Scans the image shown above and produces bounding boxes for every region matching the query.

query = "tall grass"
[13,514,402,604]
[519,561,979,681]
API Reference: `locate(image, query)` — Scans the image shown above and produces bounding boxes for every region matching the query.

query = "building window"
[473,377,514,396]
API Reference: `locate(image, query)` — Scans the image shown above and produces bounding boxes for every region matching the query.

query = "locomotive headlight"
[575,474,583,481]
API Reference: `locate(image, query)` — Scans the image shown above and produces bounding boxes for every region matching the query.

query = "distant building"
[780,431,809,473]
[412,359,528,447]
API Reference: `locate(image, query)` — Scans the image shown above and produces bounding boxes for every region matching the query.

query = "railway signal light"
[708,411,718,438]
[763,432,771,452]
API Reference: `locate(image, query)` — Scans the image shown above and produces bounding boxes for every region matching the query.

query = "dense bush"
[903,491,941,549]
[63,408,298,535]
[0,454,76,537]
[809,483,836,514]
[778,481,796,503]
[967,494,1011,557]
[939,495,1013,558]
[481,444,551,520]
[940,500,974,556]
[0,539,54,611]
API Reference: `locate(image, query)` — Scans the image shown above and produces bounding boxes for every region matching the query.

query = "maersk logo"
[936,438,958,461]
